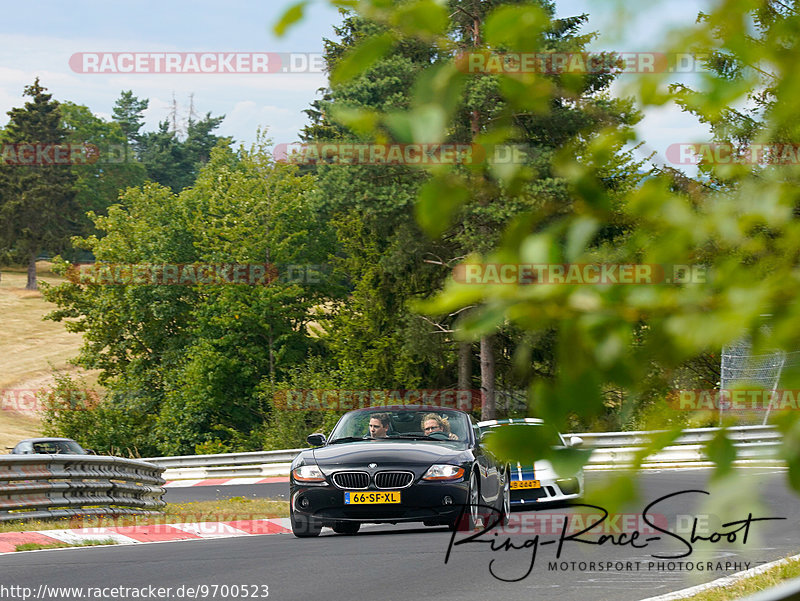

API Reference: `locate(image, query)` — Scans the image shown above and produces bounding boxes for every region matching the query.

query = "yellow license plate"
[344,491,401,504]
[511,480,541,489]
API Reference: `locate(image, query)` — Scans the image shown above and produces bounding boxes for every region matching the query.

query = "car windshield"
[31,440,85,454]
[482,423,565,447]
[328,409,471,444]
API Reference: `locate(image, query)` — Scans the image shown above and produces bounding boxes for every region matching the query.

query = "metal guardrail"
[144,449,300,480]
[575,424,780,448]
[144,425,783,480]
[0,455,166,522]
[145,449,300,469]
[578,425,781,468]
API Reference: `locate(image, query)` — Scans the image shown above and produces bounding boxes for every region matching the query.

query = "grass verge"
[0,262,101,449]
[0,497,290,533]
[15,539,117,552]
[679,556,800,601]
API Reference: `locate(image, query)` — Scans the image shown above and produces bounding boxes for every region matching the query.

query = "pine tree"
[298,4,643,420]
[0,79,79,289]
[111,90,149,152]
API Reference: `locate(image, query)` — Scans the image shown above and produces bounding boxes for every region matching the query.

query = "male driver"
[367,412,391,438]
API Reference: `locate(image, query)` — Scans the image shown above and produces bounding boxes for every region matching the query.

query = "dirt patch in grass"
[0,263,100,450]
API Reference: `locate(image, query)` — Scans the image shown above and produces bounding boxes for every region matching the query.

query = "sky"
[0,0,714,172]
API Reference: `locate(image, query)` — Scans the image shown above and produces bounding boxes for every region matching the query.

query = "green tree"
[138,112,228,192]
[42,140,335,455]
[111,90,149,153]
[61,101,147,239]
[275,0,800,506]
[296,4,643,424]
[0,79,79,289]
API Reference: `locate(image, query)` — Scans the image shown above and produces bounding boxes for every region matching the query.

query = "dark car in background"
[289,405,510,537]
[477,418,584,507]
[8,437,92,455]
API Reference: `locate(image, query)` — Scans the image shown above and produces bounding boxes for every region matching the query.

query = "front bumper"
[291,481,471,525]
[510,476,582,506]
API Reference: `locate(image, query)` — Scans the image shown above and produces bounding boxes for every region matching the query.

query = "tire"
[291,511,322,538]
[500,470,511,527]
[331,521,360,535]
[450,469,481,531]
[482,470,510,530]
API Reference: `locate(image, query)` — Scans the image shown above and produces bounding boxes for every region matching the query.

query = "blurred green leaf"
[484,5,548,51]
[549,447,594,478]
[566,216,600,261]
[630,428,683,468]
[273,1,308,37]
[385,105,448,144]
[390,0,449,39]
[414,174,469,236]
[329,105,381,137]
[705,429,736,480]
[331,32,395,86]
[457,304,508,339]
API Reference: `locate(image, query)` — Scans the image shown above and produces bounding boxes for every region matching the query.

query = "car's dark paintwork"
[289,406,509,536]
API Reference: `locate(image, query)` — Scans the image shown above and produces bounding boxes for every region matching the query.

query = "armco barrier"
[144,425,783,480]
[579,424,781,469]
[0,455,166,522]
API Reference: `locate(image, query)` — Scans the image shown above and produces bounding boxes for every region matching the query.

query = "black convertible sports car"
[289,405,510,537]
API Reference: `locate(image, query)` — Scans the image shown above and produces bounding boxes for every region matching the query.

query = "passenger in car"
[421,414,458,440]
[367,413,391,438]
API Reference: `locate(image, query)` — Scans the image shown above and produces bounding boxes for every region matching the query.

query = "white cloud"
[632,102,712,176]
[223,101,302,145]
[0,32,326,145]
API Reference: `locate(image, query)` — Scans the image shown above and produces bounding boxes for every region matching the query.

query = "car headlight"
[422,464,465,481]
[292,464,326,483]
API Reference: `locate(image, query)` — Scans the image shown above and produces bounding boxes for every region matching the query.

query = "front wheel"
[450,470,481,531]
[291,512,322,538]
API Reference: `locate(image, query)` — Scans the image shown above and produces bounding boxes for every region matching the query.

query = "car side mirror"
[307,433,327,446]
[568,436,584,448]
[85,449,97,455]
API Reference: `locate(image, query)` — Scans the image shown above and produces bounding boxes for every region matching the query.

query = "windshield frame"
[327,407,473,445]
[30,440,86,454]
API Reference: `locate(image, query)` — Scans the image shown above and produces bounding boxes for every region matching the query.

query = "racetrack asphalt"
[2,468,798,601]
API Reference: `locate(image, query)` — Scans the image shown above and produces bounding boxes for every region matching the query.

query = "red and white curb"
[0,518,294,553]
[164,477,288,488]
